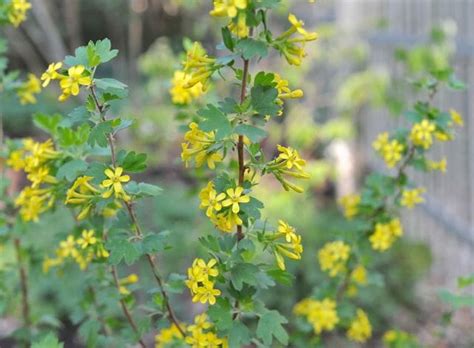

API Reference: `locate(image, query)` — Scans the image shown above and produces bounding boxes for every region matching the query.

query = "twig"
[13,238,30,329]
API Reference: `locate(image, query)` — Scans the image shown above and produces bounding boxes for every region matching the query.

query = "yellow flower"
[293,298,339,334]
[347,309,372,343]
[369,218,403,252]
[339,194,360,219]
[15,186,54,222]
[8,0,31,27]
[192,279,221,305]
[427,158,447,173]
[58,236,78,258]
[400,187,426,208]
[182,42,216,91]
[274,234,303,270]
[277,220,298,242]
[101,167,131,200]
[59,65,92,101]
[17,74,41,104]
[187,313,213,335]
[181,122,223,169]
[351,265,368,285]
[210,0,247,18]
[41,62,63,87]
[222,186,250,214]
[200,184,226,217]
[185,258,220,299]
[372,132,389,152]
[7,150,26,171]
[27,166,58,188]
[372,132,405,168]
[76,229,98,249]
[269,145,310,193]
[273,73,304,115]
[228,12,249,38]
[119,273,139,295]
[318,241,351,277]
[410,120,436,149]
[155,324,185,348]
[170,70,204,104]
[449,109,464,127]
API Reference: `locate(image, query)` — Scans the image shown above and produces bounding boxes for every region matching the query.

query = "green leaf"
[125,182,163,197]
[236,38,268,60]
[117,150,148,172]
[88,121,114,147]
[266,269,294,286]
[56,159,88,181]
[78,319,99,348]
[165,273,187,294]
[230,263,259,290]
[458,274,474,289]
[207,298,233,331]
[142,231,170,253]
[222,26,234,51]
[234,124,267,142]
[228,321,252,348]
[33,113,62,135]
[256,310,289,346]
[439,290,474,309]
[64,46,89,66]
[95,78,127,91]
[251,85,279,117]
[107,238,141,265]
[447,74,466,90]
[94,38,119,64]
[198,105,232,140]
[32,333,64,348]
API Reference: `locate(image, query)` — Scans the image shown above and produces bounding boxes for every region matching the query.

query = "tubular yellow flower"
[222,186,250,214]
[170,70,204,104]
[17,74,41,104]
[181,122,223,169]
[318,241,351,277]
[8,0,31,27]
[210,0,247,18]
[410,120,436,149]
[347,309,372,343]
[182,42,217,91]
[400,187,426,208]
[339,194,360,219]
[76,229,98,249]
[449,109,464,127]
[427,158,447,173]
[155,324,186,348]
[41,62,63,87]
[273,73,304,115]
[369,218,403,251]
[293,298,339,334]
[228,11,249,38]
[58,65,92,101]
[101,167,131,201]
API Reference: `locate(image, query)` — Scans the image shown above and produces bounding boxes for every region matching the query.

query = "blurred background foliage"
[1,0,472,347]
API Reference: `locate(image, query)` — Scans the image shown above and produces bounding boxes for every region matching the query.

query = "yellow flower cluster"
[351,264,368,285]
[7,0,31,27]
[410,119,436,149]
[185,313,228,347]
[65,168,128,220]
[43,229,109,272]
[155,323,185,348]
[369,218,403,252]
[372,132,405,168]
[210,0,248,38]
[339,193,360,219]
[274,73,304,115]
[170,70,204,105]
[181,122,223,169]
[7,139,59,221]
[16,73,41,104]
[274,14,318,66]
[199,182,249,232]
[181,42,216,91]
[293,298,339,334]
[40,63,92,101]
[268,145,310,193]
[273,220,303,271]
[400,187,425,208]
[318,241,351,277]
[185,258,221,305]
[347,309,372,343]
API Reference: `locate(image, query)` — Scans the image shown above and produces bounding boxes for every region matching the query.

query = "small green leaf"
[234,124,267,143]
[88,121,114,147]
[56,160,88,181]
[165,273,187,294]
[236,38,268,60]
[32,333,64,348]
[207,298,233,331]
[230,263,259,290]
[251,85,279,117]
[142,231,170,253]
[198,104,232,140]
[95,78,127,91]
[228,321,252,348]
[107,238,141,265]
[222,26,234,51]
[256,310,289,346]
[33,113,62,135]
[117,150,148,172]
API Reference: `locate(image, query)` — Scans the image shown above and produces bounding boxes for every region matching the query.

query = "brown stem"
[236,58,250,242]
[124,201,186,337]
[111,266,147,348]
[14,238,30,329]
[89,85,185,338]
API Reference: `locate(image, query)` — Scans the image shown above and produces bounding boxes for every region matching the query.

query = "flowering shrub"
[0,1,468,347]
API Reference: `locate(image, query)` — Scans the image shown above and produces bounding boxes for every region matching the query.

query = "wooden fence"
[335,0,474,286]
